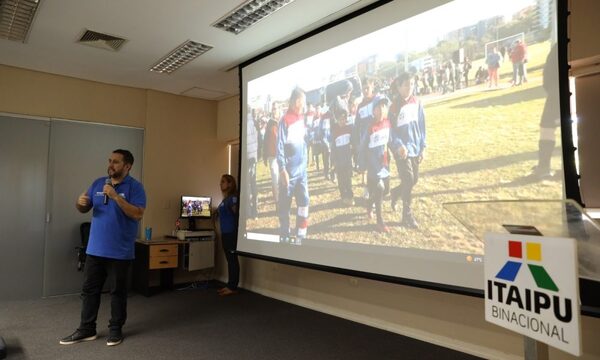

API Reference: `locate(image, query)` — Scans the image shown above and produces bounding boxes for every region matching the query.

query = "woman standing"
[217,174,239,296]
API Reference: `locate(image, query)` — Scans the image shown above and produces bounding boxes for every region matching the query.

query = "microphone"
[103,177,112,205]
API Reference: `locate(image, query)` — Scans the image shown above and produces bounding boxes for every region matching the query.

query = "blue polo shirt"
[218,195,238,235]
[86,175,146,260]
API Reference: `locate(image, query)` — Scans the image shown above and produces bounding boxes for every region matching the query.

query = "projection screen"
[237,0,570,293]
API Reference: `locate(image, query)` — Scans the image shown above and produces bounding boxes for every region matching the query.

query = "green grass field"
[247,41,563,255]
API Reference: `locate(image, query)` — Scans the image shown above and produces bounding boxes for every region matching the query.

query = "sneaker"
[106,331,123,346]
[59,330,97,345]
[402,214,419,229]
[376,224,390,233]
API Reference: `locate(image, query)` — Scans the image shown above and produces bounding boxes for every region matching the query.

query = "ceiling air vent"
[77,29,127,52]
[0,0,41,42]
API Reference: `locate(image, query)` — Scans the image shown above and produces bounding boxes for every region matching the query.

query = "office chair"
[0,335,6,359]
[77,222,91,271]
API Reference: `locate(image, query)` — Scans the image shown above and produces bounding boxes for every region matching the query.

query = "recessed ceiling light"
[213,0,296,35]
[150,40,213,74]
[0,0,41,42]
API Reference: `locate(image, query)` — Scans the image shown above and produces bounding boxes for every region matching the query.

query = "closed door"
[0,115,49,300]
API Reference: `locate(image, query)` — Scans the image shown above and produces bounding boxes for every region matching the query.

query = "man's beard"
[108,169,123,178]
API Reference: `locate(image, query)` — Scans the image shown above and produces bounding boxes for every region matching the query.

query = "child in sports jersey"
[361,95,392,233]
[277,87,309,244]
[330,97,354,205]
[389,73,426,228]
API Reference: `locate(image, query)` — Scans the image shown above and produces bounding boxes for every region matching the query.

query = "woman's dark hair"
[221,174,237,197]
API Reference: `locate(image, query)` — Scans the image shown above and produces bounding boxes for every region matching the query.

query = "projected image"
[244,0,562,254]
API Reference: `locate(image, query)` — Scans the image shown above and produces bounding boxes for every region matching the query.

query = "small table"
[133,238,184,296]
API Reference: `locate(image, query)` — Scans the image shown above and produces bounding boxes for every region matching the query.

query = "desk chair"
[77,222,91,271]
[0,335,6,359]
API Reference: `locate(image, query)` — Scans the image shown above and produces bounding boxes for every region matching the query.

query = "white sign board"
[484,233,581,356]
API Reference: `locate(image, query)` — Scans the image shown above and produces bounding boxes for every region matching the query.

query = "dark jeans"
[392,156,420,214]
[222,232,239,290]
[336,165,353,200]
[367,176,389,225]
[79,255,131,332]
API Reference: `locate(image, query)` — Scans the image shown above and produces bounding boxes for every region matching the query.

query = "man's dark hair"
[288,87,305,109]
[113,149,134,165]
[393,72,412,89]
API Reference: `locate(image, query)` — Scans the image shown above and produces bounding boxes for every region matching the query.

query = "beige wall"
[569,0,600,73]
[143,89,227,236]
[0,64,146,127]
[217,95,240,142]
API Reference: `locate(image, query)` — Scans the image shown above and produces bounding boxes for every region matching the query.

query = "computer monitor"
[180,195,211,230]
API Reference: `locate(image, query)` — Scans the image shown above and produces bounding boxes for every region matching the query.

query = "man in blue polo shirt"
[60,149,146,347]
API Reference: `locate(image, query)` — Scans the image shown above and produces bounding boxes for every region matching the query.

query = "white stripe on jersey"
[335,133,351,147]
[297,206,309,218]
[286,120,306,144]
[358,103,373,119]
[397,103,419,127]
[369,128,389,148]
[305,115,314,127]
[321,118,330,130]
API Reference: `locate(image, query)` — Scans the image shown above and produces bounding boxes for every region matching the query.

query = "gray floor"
[0,285,481,360]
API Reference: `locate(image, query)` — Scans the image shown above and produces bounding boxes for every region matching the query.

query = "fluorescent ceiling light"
[0,0,40,42]
[150,40,213,74]
[213,0,296,35]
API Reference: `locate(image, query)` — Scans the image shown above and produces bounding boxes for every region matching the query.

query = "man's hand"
[76,192,91,213]
[77,192,90,207]
[103,184,118,200]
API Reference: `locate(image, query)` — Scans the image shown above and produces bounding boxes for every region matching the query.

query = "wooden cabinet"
[133,240,180,296]
[148,244,178,269]
[132,236,215,297]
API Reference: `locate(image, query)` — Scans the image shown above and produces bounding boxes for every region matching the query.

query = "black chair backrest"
[80,222,91,248]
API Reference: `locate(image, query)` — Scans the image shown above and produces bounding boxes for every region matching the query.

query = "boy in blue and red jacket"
[277,87,309,244]
[389,73,426,228]
[360,95,392,233]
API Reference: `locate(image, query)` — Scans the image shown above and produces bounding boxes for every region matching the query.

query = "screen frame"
[236,0,595,316]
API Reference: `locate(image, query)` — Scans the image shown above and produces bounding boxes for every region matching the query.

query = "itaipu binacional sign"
[484,233,581,356]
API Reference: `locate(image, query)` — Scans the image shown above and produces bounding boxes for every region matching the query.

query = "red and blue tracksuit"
[277,110,309,239]
[362,117,391,225]
[389,96,426,216]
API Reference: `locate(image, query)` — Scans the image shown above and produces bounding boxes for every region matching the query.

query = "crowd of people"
[247,73,427,243]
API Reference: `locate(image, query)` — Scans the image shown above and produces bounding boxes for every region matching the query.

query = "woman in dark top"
[217,174,239,296]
